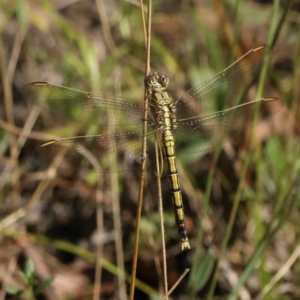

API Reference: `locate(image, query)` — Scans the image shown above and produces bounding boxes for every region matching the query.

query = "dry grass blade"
[256,245,300,299]
[129,1,152,299]
[161,269,190,300]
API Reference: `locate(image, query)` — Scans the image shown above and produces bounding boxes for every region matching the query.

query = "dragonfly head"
[144,72,169,92]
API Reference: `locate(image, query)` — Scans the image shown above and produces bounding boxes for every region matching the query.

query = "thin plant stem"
[271,0,293,49]
[161,269,190,300]
[7,24,27,86]
[129,1,152,299]
[95,0,118,55]
[112,169,127,300]
[256,0,279,100]
[257,245,300,299]
[93,180,104,300]
[155,138,168,297]
[145,0,152,76]
[292,29,300,116]
[139,0,147,50]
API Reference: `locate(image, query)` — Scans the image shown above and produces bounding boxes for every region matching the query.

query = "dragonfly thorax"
[144,72,169,92]
[149,91,178,130]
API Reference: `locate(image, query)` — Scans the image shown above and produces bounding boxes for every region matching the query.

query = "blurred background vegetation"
[0,0,300,299]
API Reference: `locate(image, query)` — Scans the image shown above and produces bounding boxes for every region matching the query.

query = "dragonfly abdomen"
[158,100,190,250]
[166,160,190,250]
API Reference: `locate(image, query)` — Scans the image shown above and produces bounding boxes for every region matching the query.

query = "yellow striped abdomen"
[162,129,190,250]
[151,91,190,250]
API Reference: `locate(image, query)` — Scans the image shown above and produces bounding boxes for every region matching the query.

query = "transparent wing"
[174,45,283,152]
[24,82,157,172]
[23,82,152,128]
[175,97,283,153]
[175,46,271,118]
[33,129,157,173]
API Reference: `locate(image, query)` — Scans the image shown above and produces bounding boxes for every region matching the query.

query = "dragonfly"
[24,45,283,250]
